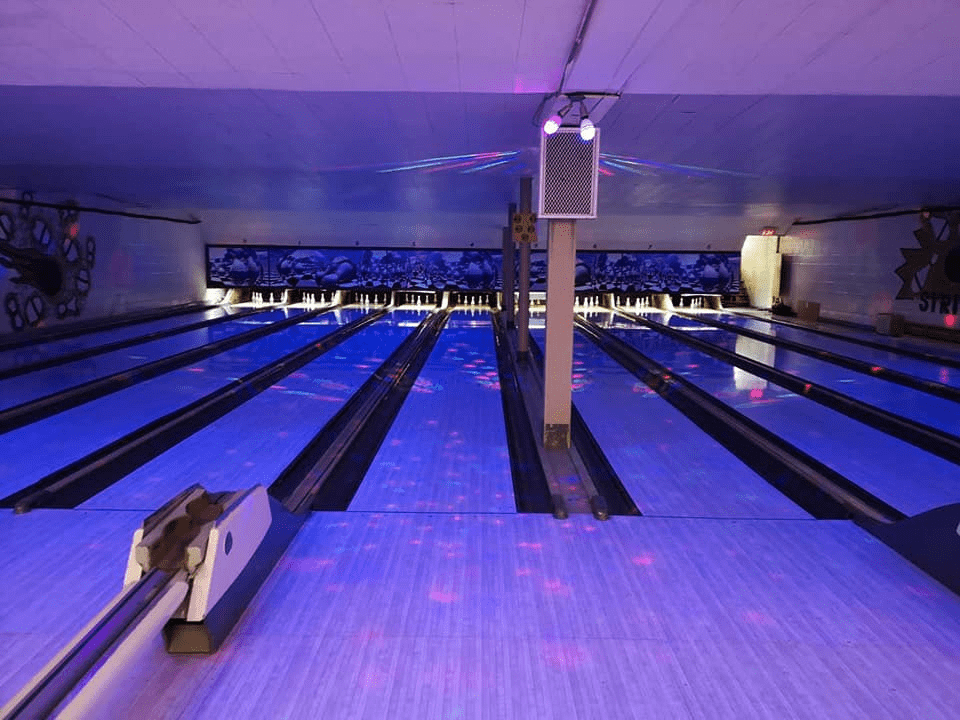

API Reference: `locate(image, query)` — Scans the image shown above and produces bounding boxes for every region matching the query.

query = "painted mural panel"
[895,213,960,323]
[1,203,97,332]
[527,251,740,293]
[208,246,504,290]
[206,246,268,287]
[271,248,362,288]
[206,245,739,294]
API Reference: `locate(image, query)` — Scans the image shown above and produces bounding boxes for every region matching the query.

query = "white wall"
[79,211,207,316]
[778,215,960,329]
[198,208,752,253]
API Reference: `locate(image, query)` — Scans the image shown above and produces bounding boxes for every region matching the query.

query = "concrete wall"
[778,214,960,330]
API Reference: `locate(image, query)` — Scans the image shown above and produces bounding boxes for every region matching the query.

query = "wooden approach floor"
[4,510,958,719]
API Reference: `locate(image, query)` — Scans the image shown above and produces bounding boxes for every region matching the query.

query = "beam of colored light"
[602,159,653,175]
[601,152,758,178]
[424,160,478,173]
[376,150,518,174]
[377,159,452,173]
[462,158,514,173]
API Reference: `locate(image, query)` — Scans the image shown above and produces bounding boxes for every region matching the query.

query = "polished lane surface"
[82,309,426,511]
[0,308,421,706]
[710,311,960,389]
[531,323,810,519]
[0,307,301,410]
[350,310,515,514]
[599,311,960,516]
[733,309,960,361]
[0,305,238,373]
[0,309,352,500]
[76,512,960,720]
[656,311,960,436]
[1,307,960,719]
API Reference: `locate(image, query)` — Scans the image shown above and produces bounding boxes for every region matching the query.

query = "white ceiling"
[4,0,959,95]
[2,0,960,239]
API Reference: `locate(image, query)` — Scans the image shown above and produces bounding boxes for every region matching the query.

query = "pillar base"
[543,423,570,450]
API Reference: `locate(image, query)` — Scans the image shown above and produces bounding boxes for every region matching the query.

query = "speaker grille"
[538,128,599,219]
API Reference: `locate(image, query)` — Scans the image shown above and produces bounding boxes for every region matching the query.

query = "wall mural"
[206,245,740,295]
[895,212,960,318]
[0,196,96,332]
[528,251,740,293]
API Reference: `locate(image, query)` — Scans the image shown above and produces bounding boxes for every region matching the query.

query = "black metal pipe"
[0,196,201,224]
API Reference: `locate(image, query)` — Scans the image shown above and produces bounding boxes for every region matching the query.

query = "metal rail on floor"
[0,306,332,435]
[271,309,451,513]
[575,314,904,524]
[2,307,387,512]
[525,329,639,518]
[675,310,960,403]
[617,309,960,467]
[490,311,561,516]
[0,305,270,381]
[727,309,960,369]
[0,302,216,352]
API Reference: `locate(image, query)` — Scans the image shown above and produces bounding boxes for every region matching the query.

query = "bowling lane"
[734,309,960,361]
[0,307,303,410]
[530,325,809,519]
[599,312,960,516]
[0,309,362,500]
[349,310,514,514]
[709,311,960,389]
[656,312,960,436]
[0,509,141,708]
[80,513,960,719]
[82,310,427,511]
[0,306,238,373]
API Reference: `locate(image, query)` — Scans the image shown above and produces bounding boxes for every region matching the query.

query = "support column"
[542,219,576,450]
[516,179,532,356]
[502,202,516,326]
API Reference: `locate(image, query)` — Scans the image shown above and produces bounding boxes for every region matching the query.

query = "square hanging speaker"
[538,127,599,219]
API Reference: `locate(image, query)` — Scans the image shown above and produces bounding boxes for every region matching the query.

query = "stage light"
[543,114,562,135]
[579,116,595,141]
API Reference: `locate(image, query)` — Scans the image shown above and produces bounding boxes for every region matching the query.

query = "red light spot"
[68,223,78,238]
[543,579,571,596]
[871,366,882,373]
[945,315,956,327]
[543,642,589,669]
[632,554,655,566]
[803,383,812,394]
[749,388,763,399]
[742,610,776,627]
